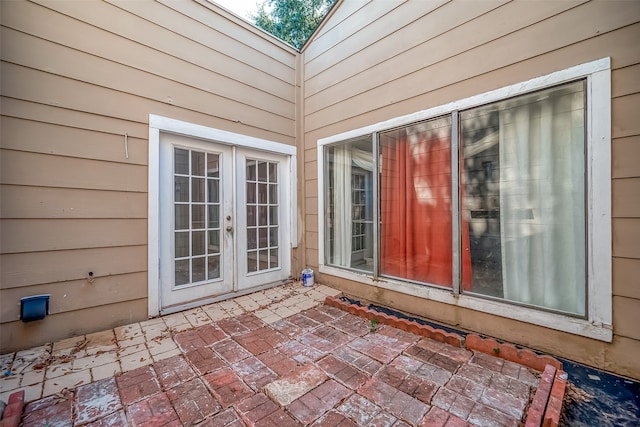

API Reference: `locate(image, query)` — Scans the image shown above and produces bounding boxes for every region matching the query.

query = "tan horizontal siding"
[305,0,574,101]
[0,185,147,219]
[109,0,296,76]
[613,93,640,139]
[613,258,640,300]
[305,22,640,138]
[1,246,147,289]
[305,0,506,87]
[1,150,147,192]
[1,97,151,140]
[0,272,147,323]
[1,116,146,165]
[1,28,294,122]
[304,0,405,65]
[22,0,295,92]
[1,219,147,254]
[0,299,148,353]
[612,64,640,98]
[162,0,297,66]
[309,0,369,43]
[305,3,638,132]
[2,62,294,140]
[612,296,640,341]
[612,178,640,218]
[613,136,640,179]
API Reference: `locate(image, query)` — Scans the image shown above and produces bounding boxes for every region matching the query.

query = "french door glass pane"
[246,159,279,272]
[460,81,586,315]
[173,147,222,285]
[379,116,454,288]
[324,136,374,272]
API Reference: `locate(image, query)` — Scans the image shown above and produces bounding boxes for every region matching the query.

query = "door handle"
[226,225,233,232]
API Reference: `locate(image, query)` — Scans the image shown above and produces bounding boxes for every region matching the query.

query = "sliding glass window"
[323,80,587,316]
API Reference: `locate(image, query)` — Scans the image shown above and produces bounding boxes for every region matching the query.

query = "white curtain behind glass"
[499,86,586,315]
[331,145,352,267]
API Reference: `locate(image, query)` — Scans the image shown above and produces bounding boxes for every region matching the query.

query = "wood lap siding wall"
[302,0,640,379]
[0,0,297,351]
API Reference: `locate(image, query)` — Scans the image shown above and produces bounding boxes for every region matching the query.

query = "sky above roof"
[213,0,258,20]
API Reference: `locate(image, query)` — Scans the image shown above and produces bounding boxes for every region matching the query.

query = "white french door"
[158,133,291,312]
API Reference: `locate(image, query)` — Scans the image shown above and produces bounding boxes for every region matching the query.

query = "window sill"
[319,265,613,342]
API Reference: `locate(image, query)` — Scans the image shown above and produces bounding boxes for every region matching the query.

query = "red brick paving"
[74,378,122,425]
[288,379,351,424]
[185,347,227,375]
[203,368,253,408]
[125,392,181,426]
[19,301,545,426]
[153,355,196,389]
[235,393,299,426]
[116,366,160,405]
[22,395,72,427]
[166,378,220,425]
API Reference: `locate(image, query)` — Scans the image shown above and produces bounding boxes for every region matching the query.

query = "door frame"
[148,114,297,317]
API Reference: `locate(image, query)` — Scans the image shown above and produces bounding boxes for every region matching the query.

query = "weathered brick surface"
[525,364,556,427]
[75,378,122,425]
[125,392,181,427]
[234,326,288,355]
[279,340,324,364]
[468,403,519,427]
[255,348,300,377]
[420,406,471,427]
[231,356,278,391]
[336,393,390,426]
[174,329,207,353]
[333,346,382,376]
[153,355,196,389]
[283,312,322,332]
[235,393,298,426]
[116,366,160,405]
[166,378,220,425]
[195,324,228,346]
[197,408,246,426]
[359,378,429,425]
[312,410,358,427]
[214,339,253,364]
[203,368,253,408]
[185,347,227,375]
[300,308,336,324]
[288,379,352,425]
[218,314,264,336]
[317,355,369,390]
[17,292,556,427]
[263,364,327,406]
[348,334,408,364]
[328,314,369,337]
[299,326,352,353]
[544,371,568,427]
[83,410,128,427]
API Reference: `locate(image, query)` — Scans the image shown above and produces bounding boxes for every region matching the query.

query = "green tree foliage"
[252,0,336,50]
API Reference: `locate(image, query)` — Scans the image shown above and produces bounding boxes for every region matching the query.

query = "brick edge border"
[0,390,25,427]
[324,295,568,427]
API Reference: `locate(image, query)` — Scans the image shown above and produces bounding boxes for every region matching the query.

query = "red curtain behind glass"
[381,131,472,290]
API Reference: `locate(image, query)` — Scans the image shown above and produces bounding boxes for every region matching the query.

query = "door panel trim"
[148,115,297,317]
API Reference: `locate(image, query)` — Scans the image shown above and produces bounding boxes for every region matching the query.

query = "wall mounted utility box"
[20,295,50,322]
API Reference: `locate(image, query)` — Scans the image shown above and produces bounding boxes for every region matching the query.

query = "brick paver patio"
[1,282,542,426]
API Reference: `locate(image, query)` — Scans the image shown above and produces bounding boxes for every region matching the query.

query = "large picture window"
[461,81,586,315]
[320,59,611,339]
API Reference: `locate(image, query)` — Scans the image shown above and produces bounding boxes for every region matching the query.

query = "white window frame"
[317,58,612,341]
[148,115,297,317]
